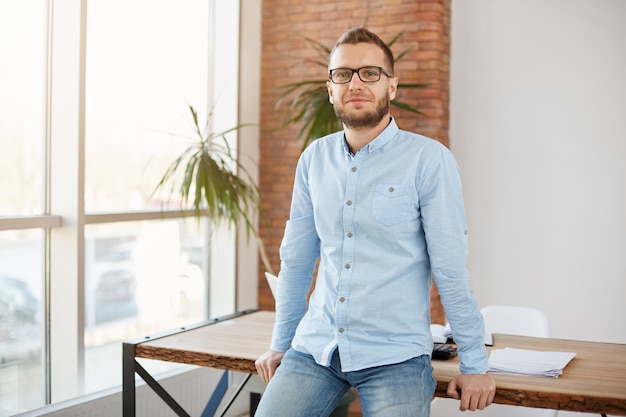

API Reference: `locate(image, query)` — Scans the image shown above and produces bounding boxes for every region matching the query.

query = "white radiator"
[14,368,249,417]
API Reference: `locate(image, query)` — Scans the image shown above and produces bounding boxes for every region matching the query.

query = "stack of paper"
[430,323,493,346]
[488,347,576,378]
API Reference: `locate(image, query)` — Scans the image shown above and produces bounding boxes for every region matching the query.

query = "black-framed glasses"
[328,66,393,84]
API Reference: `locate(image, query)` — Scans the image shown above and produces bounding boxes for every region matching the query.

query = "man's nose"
[348,74,364,90]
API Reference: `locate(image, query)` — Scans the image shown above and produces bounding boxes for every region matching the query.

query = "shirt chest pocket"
[371,184,414,226]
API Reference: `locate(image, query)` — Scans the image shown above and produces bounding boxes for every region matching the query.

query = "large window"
[0,0,243,414]
[84,0,212,213]
[0,1,47,414]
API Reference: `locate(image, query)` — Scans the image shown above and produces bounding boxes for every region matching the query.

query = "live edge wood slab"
[433,334,626,415]
[131,310,626,416]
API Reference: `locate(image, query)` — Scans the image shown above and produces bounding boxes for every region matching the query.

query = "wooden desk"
[123,309,626,416]
[434,334,626,416]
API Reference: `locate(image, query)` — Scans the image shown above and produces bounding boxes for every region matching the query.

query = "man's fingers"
[254,350,285,383]
[254,360,264,381]
[256,365,271,382]
[447,374,496,411]
[446,379,461,400]
[254,359,273,383]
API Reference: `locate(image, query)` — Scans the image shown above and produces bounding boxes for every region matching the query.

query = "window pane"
[84,0,210,212]
[0,230,45,415]
[0,0,46,216]
[84,219,209,393]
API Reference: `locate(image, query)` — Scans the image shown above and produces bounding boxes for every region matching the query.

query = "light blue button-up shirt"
[271,118,488,374]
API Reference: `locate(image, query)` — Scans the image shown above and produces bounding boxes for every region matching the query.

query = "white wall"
[450,0,626,343]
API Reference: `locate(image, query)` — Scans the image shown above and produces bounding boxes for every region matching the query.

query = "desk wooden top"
[433,334,626,415]
[131,310,626,415]
[134,310,274,373]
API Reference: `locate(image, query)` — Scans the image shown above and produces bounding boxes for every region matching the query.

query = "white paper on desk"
[488,347,576,378]
[430,323,452,344]
[430,323,493,346]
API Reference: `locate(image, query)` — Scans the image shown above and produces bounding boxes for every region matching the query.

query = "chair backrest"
[481,305,550,338]
[264,272,278,299]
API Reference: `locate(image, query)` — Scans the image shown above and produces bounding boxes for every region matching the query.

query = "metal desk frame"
[123,310,258,417]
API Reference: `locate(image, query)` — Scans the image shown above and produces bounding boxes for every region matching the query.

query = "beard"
[334,92,390,129]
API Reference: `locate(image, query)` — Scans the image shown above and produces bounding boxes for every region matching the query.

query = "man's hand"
[254,350,285,383]
[446,373,496,411]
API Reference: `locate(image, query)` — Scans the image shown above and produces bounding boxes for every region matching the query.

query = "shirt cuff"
[458,345,489,374]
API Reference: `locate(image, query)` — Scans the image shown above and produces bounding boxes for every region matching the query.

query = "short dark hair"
[329,26,395,74]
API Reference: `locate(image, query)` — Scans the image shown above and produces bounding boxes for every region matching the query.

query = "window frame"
[0,0,261,408]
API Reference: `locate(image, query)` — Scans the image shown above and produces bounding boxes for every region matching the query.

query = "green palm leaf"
[152,105,261,241]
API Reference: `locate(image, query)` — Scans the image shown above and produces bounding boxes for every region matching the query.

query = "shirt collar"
[342,117,399,156]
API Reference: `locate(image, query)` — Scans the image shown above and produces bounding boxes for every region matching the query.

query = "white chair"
[430,305,556,417]
[481,305,550,339]
[264,271,278,299]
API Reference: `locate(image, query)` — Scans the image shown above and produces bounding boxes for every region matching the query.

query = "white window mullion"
[47,0,87,402]
[237,0,261,312]
[208,0,240,318]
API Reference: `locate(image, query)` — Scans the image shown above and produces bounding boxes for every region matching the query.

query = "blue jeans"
[254,348,436,417]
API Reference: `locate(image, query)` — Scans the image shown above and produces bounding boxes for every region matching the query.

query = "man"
[255,26,495,417]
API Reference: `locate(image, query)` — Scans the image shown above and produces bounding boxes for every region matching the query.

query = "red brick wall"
[258,0,450,325]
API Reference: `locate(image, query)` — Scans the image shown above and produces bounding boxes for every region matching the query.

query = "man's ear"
[389,76,399,101]
[327,80,334,104]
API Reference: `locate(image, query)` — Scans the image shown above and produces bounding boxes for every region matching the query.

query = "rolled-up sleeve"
[419,145,488,374]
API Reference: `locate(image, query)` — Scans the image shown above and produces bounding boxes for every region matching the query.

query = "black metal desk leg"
[134,360,190,417]
[249,392,261,416]
[123,341,190,417]
[216,373,252,417]
[122,342,136,417]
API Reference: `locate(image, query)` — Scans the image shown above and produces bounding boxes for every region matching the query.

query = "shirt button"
[339,297,345,302]
[388,187,395,193]
[346,200,352,206]
[338,328,345,333]
[347,232,353,238]
[345,264,351,269]
[351,166,357,172]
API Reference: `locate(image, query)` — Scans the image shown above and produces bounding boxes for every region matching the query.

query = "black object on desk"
[432,343,458,360]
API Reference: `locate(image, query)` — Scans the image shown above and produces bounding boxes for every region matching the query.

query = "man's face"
[327,43,398,129]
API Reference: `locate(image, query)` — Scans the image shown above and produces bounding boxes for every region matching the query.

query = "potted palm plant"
[152,103,272,273]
